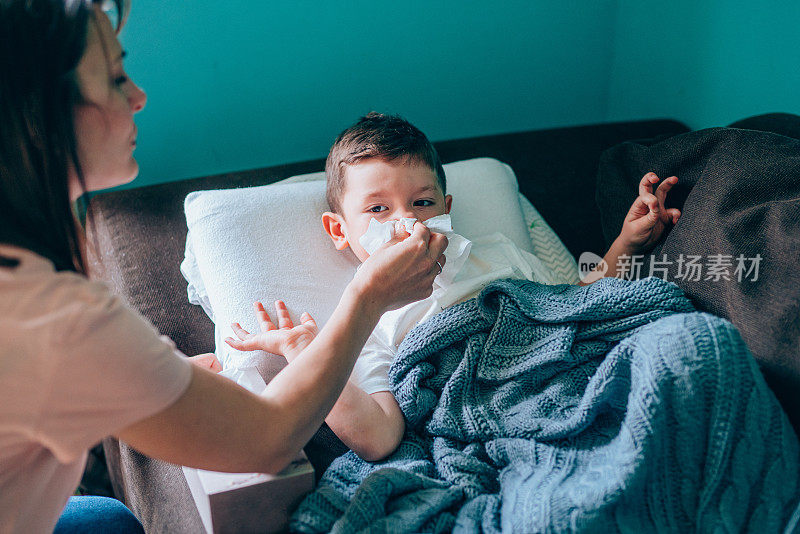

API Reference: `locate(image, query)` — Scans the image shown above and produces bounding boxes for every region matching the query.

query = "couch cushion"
[597,123,800,432]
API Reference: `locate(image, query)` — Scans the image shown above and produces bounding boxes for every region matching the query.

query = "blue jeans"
[54,496,144,534]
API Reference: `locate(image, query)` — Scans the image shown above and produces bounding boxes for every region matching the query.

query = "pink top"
[0,246,192,534]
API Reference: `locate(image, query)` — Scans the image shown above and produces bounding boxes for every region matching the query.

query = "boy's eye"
[114,75,128,86]
[368,206,388,213]
[413,199,435,207]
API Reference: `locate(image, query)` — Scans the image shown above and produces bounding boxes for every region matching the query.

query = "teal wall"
[118,1,800,191]
[607,0,800,129]
[119,1,617,189]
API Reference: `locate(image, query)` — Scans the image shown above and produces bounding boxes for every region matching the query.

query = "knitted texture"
[291,277,800,533]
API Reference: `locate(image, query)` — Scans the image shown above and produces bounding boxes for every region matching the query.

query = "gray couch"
[87,119,691,532]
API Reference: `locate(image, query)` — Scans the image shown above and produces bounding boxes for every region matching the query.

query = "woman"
[0,1,447,532]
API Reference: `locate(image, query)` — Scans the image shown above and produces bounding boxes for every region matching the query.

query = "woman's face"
[69,6,146,201]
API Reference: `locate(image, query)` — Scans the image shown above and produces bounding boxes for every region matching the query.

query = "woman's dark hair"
[0,0,127,272]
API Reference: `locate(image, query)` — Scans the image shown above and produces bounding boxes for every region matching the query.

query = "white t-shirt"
[350,233,563,394]
[0,246,192,534]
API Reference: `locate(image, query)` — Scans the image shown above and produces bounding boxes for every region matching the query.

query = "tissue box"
[182,451,314,534]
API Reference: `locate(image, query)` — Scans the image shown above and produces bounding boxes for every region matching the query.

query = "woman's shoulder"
[0,243,189,382]
[0,245,109,302]
[0,247,193,467]
[0,245,123,342]
[0,244,55,276]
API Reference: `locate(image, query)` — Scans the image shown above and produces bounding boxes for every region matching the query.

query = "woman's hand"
[225,301,318,362]
[618,172,682,254]
[350,221,448,314]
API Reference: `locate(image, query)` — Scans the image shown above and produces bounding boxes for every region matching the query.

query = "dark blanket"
[596,124,800,432]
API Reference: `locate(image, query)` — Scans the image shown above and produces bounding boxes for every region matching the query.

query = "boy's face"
[322,158,452,262]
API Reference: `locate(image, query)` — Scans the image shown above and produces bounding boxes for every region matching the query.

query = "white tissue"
[357,214,472,284]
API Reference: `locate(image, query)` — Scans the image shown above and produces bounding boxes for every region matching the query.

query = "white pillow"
[182,157,574,368]
[519,195,580,284]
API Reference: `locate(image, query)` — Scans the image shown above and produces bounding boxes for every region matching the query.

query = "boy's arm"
[581,172,681,285]
[324,385,404,462]
[319,331,404,462]
[581,237,637,285]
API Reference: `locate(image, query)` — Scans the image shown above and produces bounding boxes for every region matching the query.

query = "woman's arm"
[116,222,446,474]
[117,283,380,473]
[225,302,405,462]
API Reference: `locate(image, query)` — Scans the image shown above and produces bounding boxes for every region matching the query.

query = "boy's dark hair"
[325,112,446,213]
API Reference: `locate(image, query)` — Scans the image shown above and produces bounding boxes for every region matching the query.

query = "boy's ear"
[444,194,453,214]
[322,212,350,250]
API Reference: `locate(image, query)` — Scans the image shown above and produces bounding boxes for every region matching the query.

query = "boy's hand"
[188,353,223,373]
[618,172,682,254]
[225,301,318,362]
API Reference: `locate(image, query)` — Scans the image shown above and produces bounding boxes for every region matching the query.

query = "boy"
[227,113,680,461]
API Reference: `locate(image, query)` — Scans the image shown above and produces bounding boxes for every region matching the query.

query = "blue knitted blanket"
[291,277,800,533]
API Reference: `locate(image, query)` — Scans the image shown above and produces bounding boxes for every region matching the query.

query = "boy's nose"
[395,209,417,220]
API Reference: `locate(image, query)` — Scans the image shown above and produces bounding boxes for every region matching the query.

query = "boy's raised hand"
[619,172,682,253]
[225,300,318,362]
